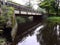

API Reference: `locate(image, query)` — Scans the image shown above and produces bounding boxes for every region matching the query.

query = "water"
[17,25,44,45]
[57,25,59,36]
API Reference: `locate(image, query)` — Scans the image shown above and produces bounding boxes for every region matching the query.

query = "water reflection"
[38,24,57,45]
[17,24,60,45]
[17,25,44,45]
[37,24,60,45]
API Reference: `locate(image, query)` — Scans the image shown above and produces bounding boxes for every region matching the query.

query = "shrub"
[47,16,60,24]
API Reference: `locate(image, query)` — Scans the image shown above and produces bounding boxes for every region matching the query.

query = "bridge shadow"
[12,15,44,45]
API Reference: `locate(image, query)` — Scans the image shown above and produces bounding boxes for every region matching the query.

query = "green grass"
[47,16,60,24]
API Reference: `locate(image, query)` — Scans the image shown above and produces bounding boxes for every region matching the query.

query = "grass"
[47,16,60,24]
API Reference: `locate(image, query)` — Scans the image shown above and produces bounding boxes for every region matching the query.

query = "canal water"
[17,25,44,45]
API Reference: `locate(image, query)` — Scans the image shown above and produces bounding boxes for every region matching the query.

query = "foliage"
[0,5,15,28]
[16,16,32,24]
[39,0,59,15]
[7,7,16,27]
[7,7,14,15]
[47,17,60,24]
[39,16,60,45]
[16,16,26,23]
[39,0,60,45]
[39,16,59,45]
[0,16,7,25]
[37,7,46,13]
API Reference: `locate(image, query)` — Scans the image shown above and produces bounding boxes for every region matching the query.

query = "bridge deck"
[0,1,43,15]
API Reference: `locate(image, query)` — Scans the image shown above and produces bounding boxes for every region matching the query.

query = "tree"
[38,0,60,45]
[39,0,59,16]
[25,0,32,8]
[0,1,18,42]
[37,7,46,13]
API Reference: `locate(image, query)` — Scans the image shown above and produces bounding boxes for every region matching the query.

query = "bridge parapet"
[0,1,43,15]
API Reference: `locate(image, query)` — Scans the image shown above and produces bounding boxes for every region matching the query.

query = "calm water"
[17,25,44,45]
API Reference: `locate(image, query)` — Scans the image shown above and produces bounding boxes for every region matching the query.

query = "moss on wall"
[0,5,16,28]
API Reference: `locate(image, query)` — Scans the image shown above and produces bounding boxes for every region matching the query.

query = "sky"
[12,0,39,10]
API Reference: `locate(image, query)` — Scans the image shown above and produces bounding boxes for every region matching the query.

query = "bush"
[0,16,7,26]
[47,16,60,24]
[0,6,15,28]
[16,16,26,23]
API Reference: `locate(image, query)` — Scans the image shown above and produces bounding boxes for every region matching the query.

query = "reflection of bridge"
[1,1,43,15]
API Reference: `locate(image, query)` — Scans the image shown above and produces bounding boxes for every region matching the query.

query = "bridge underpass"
[12,15,44,45]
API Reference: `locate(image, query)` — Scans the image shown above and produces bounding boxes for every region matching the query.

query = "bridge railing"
[0,1,43,15]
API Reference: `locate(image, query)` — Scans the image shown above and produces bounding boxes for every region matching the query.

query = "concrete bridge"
[0,1,43,16]
[0,1,45,22]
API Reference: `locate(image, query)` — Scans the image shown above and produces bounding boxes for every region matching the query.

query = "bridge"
[0,1,46,45]
[0,1,45,22]
[0,1,43,15]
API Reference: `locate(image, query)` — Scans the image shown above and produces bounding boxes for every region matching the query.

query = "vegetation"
[25,2,32,8]
[47,17,60,24]
[0,5,15,28]
[0,2,17,42]
[1,0,60,45]
[0,16,7,26]
[16,16,26,24]
[16,16,32,24]
[39,0,60,15]
[6,7,16,27]
[38,0,60,45]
